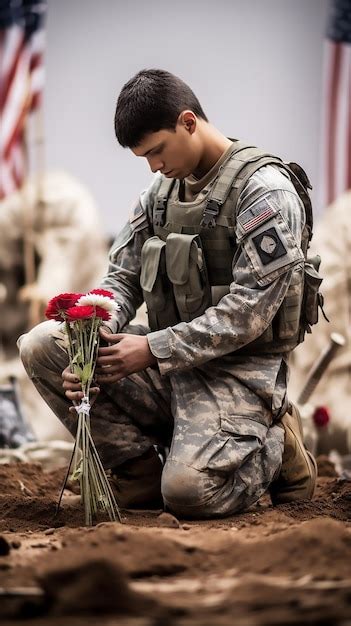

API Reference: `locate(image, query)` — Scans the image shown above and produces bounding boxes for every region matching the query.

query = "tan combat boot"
[109,447,164,510]
[270,403,317,505]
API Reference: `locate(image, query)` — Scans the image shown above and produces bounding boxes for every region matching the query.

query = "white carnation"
[77,293,120,313]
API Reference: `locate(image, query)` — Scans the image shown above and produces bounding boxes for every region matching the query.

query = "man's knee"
[161,459,226,517]
[18,320,67,376]
[161,458,262,518]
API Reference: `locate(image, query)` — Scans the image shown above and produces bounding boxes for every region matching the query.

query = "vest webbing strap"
[154,178,175,226]
[200,149,283,228]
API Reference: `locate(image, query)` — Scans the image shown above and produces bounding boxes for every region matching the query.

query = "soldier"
[19,69,317,517]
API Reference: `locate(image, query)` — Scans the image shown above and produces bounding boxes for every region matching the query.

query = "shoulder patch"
[236,197,276,239]
[252,227,287,265]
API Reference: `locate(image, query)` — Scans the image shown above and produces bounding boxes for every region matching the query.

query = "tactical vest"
[140,141,324,355]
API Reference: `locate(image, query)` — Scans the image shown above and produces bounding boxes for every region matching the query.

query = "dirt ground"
[0,458,351,626]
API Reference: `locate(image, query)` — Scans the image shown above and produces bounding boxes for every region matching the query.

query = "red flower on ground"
[313,406,330,428]
[94,306,111,321]
[91,288,115,300]
[45,293,83,321]
[66,305,95,321]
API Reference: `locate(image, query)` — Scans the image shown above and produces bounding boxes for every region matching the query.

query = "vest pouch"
[166,233,212,322]
[303,259,323,327]
[140,236,179,331]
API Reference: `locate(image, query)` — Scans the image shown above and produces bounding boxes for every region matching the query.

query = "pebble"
[182,524,191,530]
[44,528,55,536]
[11,540,21,549]
[158,512,180,528]
[0,536,11,556]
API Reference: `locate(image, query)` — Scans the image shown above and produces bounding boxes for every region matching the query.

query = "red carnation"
[94,306,111,321]
[66,305,95,321]
[91,289,115,300]
[45,293,83,321]
[313,406,330,428]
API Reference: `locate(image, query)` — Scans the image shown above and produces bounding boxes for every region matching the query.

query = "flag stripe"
[320,0,351,212]
[243,208,274,231]
[327,42,341,205]
[345,58,351,189]
[0,2,46,200]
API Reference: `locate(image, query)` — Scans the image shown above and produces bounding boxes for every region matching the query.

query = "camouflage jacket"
[100,164,305,376]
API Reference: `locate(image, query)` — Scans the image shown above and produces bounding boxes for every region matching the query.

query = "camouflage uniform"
[19,157,306,518]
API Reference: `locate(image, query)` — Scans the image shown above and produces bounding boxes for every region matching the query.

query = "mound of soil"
[0,462,350,625]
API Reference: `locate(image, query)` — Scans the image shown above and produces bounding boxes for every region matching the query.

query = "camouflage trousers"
[18,320,285,518]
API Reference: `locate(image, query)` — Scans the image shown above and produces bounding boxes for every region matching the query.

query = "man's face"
[132,118,201,180]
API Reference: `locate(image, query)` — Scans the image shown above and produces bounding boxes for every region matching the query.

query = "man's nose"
[147,156,164,173]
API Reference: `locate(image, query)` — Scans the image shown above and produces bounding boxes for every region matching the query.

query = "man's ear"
[178,110,197,134]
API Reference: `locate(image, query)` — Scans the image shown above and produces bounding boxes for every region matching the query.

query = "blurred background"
[44,0,330,232]
[0,0,350,461]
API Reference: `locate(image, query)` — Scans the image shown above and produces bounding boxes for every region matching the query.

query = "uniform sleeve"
[99,175,161,332]
[147,165,306,374]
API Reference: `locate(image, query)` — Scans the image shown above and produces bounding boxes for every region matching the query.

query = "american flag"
[320,0,351,210]
[0,0,46,199]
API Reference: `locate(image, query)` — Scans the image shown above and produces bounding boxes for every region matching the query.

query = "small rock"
[182,524,191,530]
[158,512,180,528]
[30,543,47,549]
[44,528,55,536]
[184,545,197,554]
[0,536,11,556]
[11,540,21,549]
[115,533,127,542]
[50,544,59,551]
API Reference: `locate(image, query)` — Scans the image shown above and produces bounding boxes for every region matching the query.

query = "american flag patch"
[237,198,275,234]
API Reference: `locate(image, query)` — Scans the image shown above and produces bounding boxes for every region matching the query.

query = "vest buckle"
[154,197,167,227]
[200,199,221,228]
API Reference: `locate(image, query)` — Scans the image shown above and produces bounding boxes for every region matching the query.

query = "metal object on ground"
[297,332,346,406]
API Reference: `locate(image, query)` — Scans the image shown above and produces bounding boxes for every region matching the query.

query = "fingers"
[96,372,123,384]
[62,367,80,383]
[67,386,100,409]
[66,389,84,402]
[62,366,102,402]
[99,328,124,341]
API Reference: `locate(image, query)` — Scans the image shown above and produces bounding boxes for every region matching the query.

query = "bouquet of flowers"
[45,289,121,525]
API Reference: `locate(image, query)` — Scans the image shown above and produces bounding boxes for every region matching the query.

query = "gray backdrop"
[44,0,329,235]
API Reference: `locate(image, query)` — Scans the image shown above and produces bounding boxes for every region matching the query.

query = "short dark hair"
[114,69,208,148]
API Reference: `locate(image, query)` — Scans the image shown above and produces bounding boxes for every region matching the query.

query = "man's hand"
[95,328,157,383]
[62,367,100,411]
